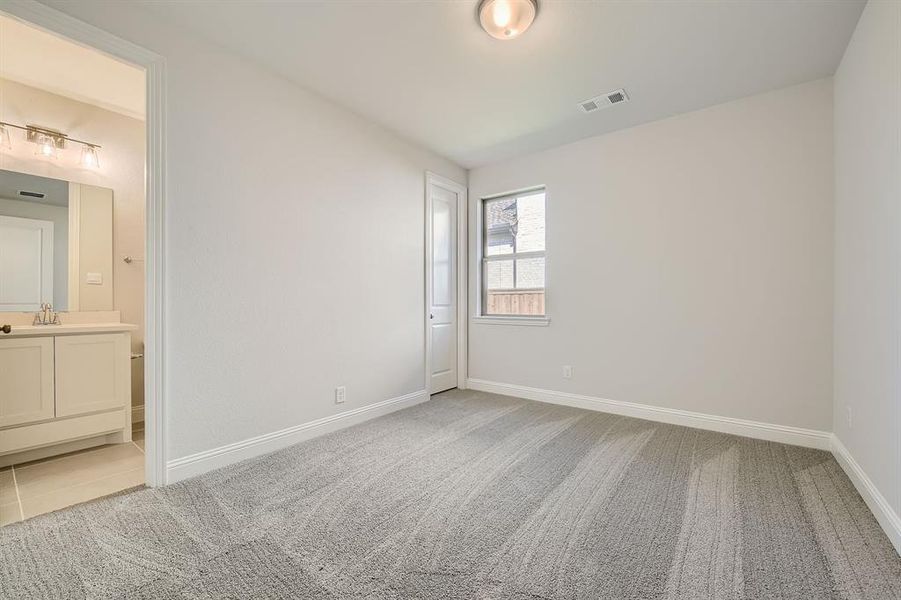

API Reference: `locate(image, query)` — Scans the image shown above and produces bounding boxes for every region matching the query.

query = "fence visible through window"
[482,189,546,317]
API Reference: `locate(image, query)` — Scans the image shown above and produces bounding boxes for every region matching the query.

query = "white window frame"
[473,186,550,326]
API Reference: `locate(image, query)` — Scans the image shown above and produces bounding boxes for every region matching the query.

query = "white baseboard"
[831,435,901,555]
[132,404,144,424]
[166,389,429,483]
[466,378,832,450]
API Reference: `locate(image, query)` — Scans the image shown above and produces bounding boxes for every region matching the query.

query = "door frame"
[424,172,467,394]
[2,1,169,486]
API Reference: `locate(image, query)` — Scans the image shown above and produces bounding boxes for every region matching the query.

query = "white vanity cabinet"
[0,337,54,428]
[55,333,130,417]
[0,322,135,466]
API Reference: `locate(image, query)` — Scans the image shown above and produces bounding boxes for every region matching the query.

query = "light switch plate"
[86,272,103,285]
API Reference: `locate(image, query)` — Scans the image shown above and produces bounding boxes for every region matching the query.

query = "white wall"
[0,196,68,308]
[469,79,834,431]
[833,0,901,523]
[35,1,466,462]
[0,78,146,416]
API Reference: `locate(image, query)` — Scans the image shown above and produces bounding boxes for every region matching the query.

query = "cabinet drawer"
[0,409,124,456]
[0,337,55,427]
[55,333,130,417]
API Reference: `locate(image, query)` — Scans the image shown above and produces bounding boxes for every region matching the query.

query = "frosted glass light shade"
[80,145,100,169]
[0,125,11,150]
[34,133,59,159]
[478,0,537,40]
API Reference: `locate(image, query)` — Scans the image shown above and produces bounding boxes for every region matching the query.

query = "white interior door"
[0,215,53,311]
[428,180,460,394]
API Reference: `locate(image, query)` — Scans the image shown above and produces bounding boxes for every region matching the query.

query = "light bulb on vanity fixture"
[34,132,59,159]
[80,144,100,169]
[478,0,538,40]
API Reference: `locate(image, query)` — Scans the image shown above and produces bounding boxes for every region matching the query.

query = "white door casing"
[426,173,467,394]
[0,214,53,311]
[1,0,168,486]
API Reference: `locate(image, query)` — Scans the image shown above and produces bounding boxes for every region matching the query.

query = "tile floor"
[0,426,145,526]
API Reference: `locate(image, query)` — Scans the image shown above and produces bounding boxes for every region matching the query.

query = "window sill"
[471,316,550,327]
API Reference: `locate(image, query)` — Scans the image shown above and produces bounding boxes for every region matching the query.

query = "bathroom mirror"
[0,168,113,312]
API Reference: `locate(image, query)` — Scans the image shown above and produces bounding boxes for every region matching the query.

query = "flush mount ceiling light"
[478,0,538,40]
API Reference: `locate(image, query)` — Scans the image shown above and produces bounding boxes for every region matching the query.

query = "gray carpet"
[2,389,899,599]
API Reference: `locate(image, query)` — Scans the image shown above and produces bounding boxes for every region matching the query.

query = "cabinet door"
[55,333,130,417]
[0,337,55,427]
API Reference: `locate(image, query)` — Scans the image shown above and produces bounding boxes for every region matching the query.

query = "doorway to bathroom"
[0,3,167,527]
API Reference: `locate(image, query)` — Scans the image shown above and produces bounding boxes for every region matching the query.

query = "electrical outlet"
[562,365,573,379]
[335,386,346,404]
[846,405,852,429]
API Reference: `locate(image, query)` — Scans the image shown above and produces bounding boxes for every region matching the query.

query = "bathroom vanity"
[0,311,135,467]
[0,169,141,467]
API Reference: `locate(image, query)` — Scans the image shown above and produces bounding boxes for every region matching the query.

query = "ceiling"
[139,1,864,168]
[0,14,145,120]
[0,169,69,207]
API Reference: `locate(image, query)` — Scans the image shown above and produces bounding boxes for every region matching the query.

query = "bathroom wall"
[70,183,115,313]
[0,77,146,418]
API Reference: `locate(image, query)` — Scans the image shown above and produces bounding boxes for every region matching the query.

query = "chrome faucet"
[33,302,61,326]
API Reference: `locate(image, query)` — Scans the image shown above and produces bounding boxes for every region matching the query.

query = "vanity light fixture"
[0,121,102,168]
[478,0,538,40]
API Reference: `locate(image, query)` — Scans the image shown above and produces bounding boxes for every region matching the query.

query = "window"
[481,189,546,317]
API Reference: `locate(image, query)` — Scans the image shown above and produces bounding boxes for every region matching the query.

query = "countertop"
[0,322,138,338]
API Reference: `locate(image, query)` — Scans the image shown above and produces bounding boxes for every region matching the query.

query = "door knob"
[0,324,10,334]
[429,314,434,319]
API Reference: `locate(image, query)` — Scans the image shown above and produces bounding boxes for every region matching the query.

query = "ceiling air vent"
[578,88,630,113]
[18,190,45,199]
